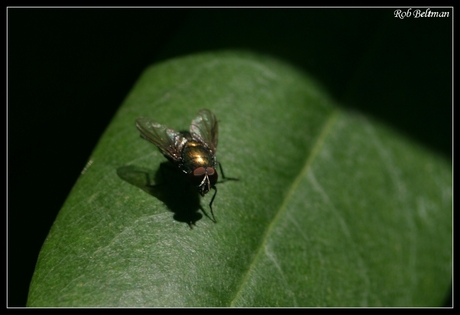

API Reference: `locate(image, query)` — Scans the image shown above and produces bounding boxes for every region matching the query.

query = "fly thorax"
[182,141,214,172]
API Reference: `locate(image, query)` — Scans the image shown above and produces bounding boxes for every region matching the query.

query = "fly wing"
[189,109,218,154]
[135,117,186,162]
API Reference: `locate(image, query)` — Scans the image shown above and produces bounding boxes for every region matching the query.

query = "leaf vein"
[229,108,340,306]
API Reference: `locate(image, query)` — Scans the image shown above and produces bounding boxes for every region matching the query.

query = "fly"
[135,109,235,223]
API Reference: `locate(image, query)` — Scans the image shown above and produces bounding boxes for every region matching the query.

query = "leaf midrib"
[229,108,340,306]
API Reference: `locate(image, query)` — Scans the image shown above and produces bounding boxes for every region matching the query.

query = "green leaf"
[27,51,451,307]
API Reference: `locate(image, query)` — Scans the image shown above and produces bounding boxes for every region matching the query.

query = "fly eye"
[207,167,218,184]
[192,167,206,177]
[190,167,206,186]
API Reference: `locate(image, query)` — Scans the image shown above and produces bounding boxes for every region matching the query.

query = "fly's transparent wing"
[189,109,218,154]
[135,117,186,162]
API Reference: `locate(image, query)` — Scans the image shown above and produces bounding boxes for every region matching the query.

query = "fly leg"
[218,162,239,182]
[208,186,218,223]
[204,163,238,223]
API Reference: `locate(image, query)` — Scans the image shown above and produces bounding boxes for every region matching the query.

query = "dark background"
[8,8,452,307]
